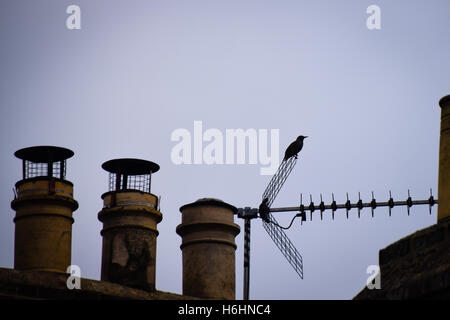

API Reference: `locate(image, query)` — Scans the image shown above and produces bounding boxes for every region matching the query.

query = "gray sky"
[0,0,449,299]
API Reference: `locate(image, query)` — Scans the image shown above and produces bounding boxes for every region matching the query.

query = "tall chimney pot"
[11,146,78,273]
[98,158,162,291]
[177,198,240,299]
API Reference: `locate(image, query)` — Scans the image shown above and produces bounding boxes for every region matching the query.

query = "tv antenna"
[237,141,438,300]
[237,155,302,300]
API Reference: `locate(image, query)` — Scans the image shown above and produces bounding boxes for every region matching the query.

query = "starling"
[283,135,308,161]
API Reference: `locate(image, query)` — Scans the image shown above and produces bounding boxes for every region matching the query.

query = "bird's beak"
[304,136,308,138]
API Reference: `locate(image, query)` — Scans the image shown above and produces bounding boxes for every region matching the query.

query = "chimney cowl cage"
[14,146,74,182]
[102,158,160,194]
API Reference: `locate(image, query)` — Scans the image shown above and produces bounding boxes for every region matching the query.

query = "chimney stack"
[98,158,162,291]
[177,198,240,299]
[438,95,450,222]
[11,146,78,273]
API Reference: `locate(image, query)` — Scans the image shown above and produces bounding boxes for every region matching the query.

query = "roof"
[354,217,450,299]
[0,267,197,300]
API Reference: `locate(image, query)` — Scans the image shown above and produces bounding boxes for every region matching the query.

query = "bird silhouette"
[283,136,308,161]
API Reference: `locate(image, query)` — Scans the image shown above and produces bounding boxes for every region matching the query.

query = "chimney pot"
[177,198,240,299]
[98,158,162,291]
[11,146,78,273]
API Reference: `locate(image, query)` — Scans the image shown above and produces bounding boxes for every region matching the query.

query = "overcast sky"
[0,0,449,299]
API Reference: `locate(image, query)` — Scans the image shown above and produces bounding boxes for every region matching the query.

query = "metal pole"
[47,162,53,178]
[268,199,436,213]
[149,172,152,194]
[22,160,26,180]
[60,160,64,179]
[115,173,121,190]
[243,218,251,300]
[122,174,128,189]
